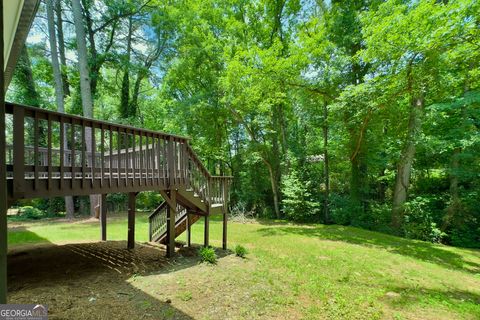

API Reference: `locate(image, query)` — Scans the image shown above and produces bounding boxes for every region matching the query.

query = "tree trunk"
[55,0,70,97]
[15,46,42,107]
[391,96,424,228]
[48,0,75,219]
[120,16,133,118]
[264,159,280,219]
[71,0,98,217]
[444,147,461,228]
[46,0,64,115]
[323,99,330,223]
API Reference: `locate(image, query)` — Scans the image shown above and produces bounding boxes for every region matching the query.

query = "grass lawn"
[7,214,480,319]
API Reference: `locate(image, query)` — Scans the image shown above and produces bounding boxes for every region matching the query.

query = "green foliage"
[19,206,44,220]
[8,0,480,248]
[234,244,247,258]
[12,206,63,221]
[199,246,217,264]
[403,197,446,243]
[281,161,320,222]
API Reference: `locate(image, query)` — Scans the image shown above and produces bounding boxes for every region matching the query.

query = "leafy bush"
[282,166,320,222]
[199,247,217,264]
[329,194,361,226]
[18,206,45,220]
[403,197,446,243]
[355,203,393,233]
[234,245,248,258]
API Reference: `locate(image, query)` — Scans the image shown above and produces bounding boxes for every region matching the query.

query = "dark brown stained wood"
[223,180,228,250]
[127,192,136,249]
[100,126,104,187]
[4,101,233,261]
[5,102,190,140]
[168,136,175,187]
[139,133,143,186]
[117,129,120,187]
[204,214,210,247]
[33,111,39,191]
[81,121,86,189]
[132,131,136,187]
[70,119,75,190]
[109,127,113,188]
[101,193,107,241]
[150,135,155,186]
[159,190,176,211]
[1,0,7,303]
[60,117,65,188]
[156,136,161,186]
[91,126,95,187]
[124,132,128,186]
[13,106,25,198]
[47,114,52,190]
[186,213,191,247]
[166,190,176,257]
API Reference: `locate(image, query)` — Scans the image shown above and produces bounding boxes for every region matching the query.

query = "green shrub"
[19,206,44,220]
[199,247,217,264]
[403,197,446,243]
[329,194,361,225]
[234,245,248,258]
[281,161,320,222]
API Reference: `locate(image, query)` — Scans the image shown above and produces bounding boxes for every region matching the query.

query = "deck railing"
[5,102,232,204]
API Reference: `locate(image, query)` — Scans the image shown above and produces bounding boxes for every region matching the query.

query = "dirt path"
[8,241,202,320]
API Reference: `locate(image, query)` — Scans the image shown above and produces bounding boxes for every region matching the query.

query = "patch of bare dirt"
[8,241,292,320]
[8,241,204,320]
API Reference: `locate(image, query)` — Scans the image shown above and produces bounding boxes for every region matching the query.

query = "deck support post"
[127,192,136,249]
[222,181,228,250]
[0,0,7,304]
[100,194,107,241]
[204,214,210,247]
[186,213,191,247]
[166,190,176,258]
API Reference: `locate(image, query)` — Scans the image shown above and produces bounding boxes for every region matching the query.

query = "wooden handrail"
[5,102,191,141]
[4,102,232,205]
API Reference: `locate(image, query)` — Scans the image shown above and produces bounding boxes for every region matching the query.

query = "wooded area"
[8,0,480,248]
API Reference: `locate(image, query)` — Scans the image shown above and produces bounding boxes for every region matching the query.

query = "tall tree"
[71,0,97,216]
[47,0,75,218]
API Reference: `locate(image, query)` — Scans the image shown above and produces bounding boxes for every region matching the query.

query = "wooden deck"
[5,102,231,205]
[4,102,232,258]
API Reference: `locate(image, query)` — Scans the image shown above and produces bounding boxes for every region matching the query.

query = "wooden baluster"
[91,124,95,187]
[150,134,155,186]
[47,114,52,191]
[71,121,75,188]
[81,120,86,189]
[163,137,167,184]
[156,136,161,186]
[145,135,149,185]
[100,126,104,188]
[109,127,113,188]
[167,136,175,188]
[12,106,25,198]
[34,111,39,191]
[60,117,65,189]
[117,129,121,187]
[139,133,143,186]
[132,131,136,186]
[145,135,149,186]
[124,130,128,186]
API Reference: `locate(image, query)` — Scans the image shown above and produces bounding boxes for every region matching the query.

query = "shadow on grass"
[383,285,480,316]
[255,222,480,274]
[7,237,235,319]
[8,227,52,246]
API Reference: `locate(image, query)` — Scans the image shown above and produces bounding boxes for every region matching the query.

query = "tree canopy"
[8,0,480,247]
